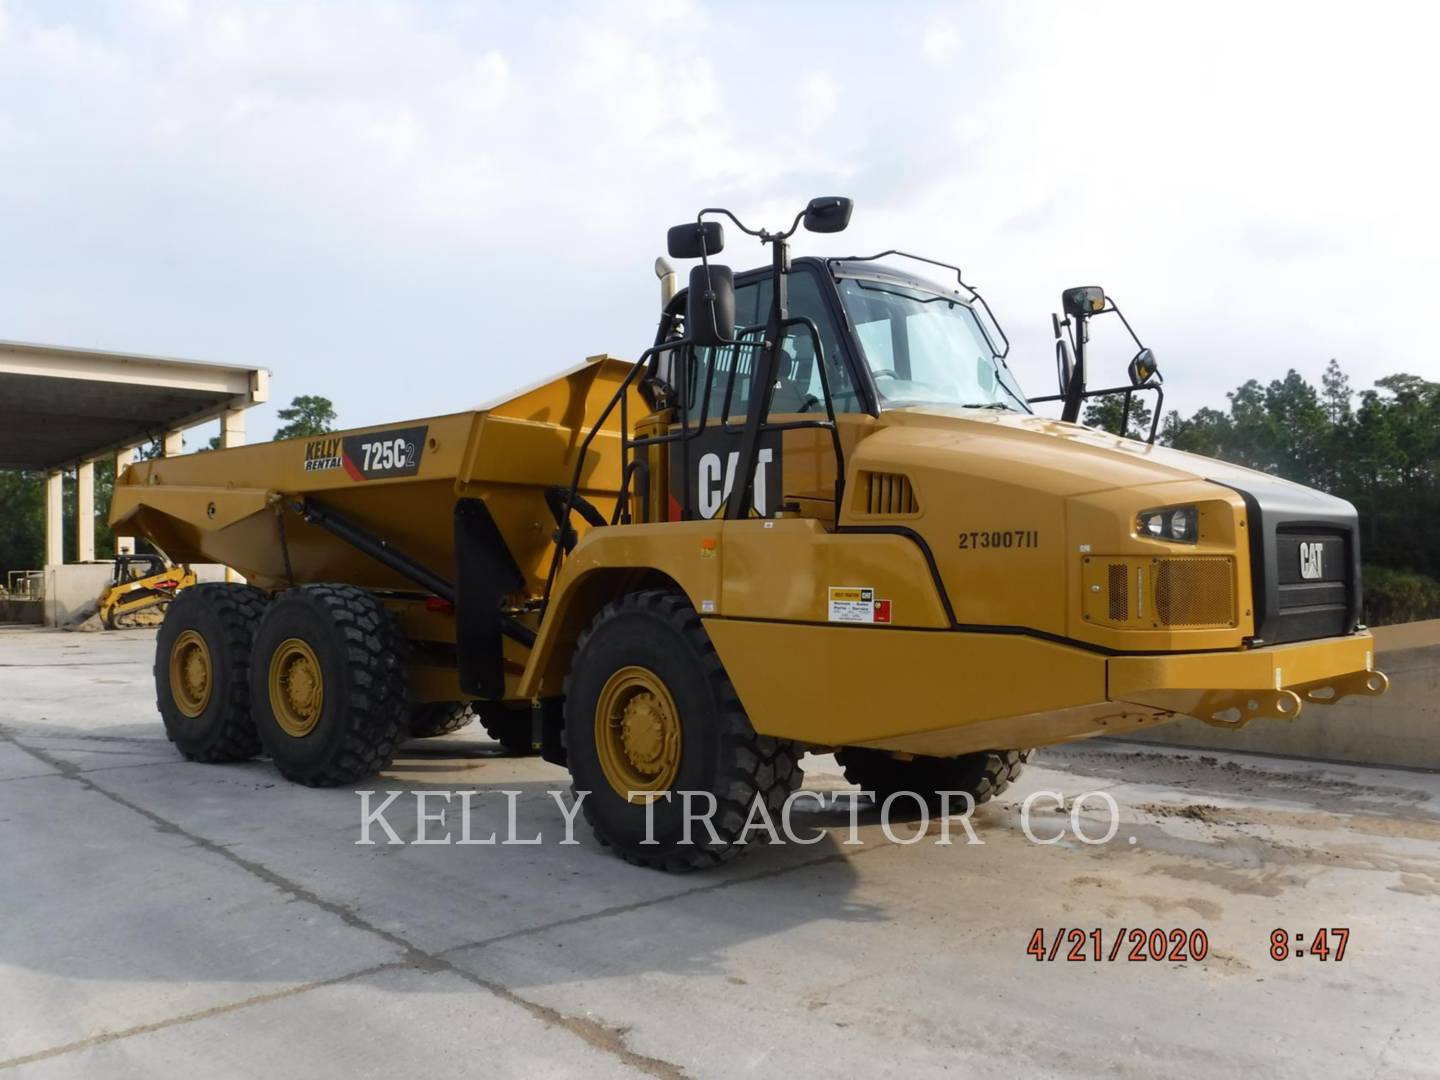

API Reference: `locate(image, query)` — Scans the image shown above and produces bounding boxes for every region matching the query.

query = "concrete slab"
[0,768,403,1065]
[2,625,1437,1078]
[9,966,645,1079]
[0,741,57,781]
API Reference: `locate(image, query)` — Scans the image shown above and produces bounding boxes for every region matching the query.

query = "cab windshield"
[837,276,1028,412]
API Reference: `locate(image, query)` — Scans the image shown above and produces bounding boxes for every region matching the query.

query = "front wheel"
[835,747,1032,808]
[563,589,803,871]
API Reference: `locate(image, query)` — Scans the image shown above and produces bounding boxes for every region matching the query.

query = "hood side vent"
[859,471,920,516]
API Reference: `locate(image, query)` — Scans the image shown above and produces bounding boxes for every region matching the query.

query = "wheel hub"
[620,694,669,772]
[269,638,325,738]
[168,630,213,718]
[595,666,681,800]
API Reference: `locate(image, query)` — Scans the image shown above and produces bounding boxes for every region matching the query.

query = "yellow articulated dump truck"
[112,197,1387,870]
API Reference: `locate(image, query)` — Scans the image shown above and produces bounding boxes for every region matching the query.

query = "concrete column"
[219,410,248,583]
[162,430,184,457]
[220,408,246,448]
[76,461,96,562]
[113,448,136,555]
[44,471,64,566]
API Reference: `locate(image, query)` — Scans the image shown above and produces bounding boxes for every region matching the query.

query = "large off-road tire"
[154,583,268,763]
[564,589,804,871]
[408,700,476,738]
[249,584,409,787]
[835,747,1032,808]
[477,703,535,755]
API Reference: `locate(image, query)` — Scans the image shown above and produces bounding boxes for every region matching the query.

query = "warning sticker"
[828,586,875,623]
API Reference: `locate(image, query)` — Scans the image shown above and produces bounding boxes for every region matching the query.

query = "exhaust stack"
[654,257,678,309]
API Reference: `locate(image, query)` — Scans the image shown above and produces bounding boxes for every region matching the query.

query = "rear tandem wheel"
[249,584,410,787]
[154,583,268,762]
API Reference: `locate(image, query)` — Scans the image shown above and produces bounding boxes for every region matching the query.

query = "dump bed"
[110,356,641,595]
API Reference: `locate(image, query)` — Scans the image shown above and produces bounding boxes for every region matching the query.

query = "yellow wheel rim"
[169,630,213,718]
[594,665,682,801]
[268,637,325,738]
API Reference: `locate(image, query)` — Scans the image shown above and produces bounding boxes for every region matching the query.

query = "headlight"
[1137,505,1198,543]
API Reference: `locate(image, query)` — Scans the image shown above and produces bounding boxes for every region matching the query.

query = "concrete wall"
[1117,620,1440,770]
[0,599,44,624]
[40,563,235,627]
[43,563,113,627]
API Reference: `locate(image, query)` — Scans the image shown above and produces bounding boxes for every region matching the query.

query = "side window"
[685,278,768,422]
[685,268,861,420]
[774,270,862,415]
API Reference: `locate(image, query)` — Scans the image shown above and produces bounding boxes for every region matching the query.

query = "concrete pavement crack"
[0,724,694,1078]
[0,963,406,1071]
[443,842,889,959]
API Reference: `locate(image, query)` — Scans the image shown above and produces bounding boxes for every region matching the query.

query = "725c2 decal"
[303,425,428,481]
[958,529,1040,551]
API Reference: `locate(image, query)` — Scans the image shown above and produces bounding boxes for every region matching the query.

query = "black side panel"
[455,498,525,699]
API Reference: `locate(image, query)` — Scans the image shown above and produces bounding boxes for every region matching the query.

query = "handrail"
[538,314,850,618]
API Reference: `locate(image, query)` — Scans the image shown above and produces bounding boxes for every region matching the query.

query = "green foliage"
[273,395,338,441]
[0,470,45,578]
[1082,394,1153,440]
[1362,565,1440,626]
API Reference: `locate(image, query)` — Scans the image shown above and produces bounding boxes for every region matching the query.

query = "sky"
[3,0,1438,443]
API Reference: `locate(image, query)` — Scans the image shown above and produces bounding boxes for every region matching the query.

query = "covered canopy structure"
[0,339,268,566]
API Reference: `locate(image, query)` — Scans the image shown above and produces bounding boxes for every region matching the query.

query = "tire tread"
[565,588,803,871]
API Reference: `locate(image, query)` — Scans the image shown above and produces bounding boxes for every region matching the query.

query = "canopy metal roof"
[0,340,268,470]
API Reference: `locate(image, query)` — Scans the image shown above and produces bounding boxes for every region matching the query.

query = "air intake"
[1107,563,1129,621]
[1154,557,1235,627]
[861,472,919,516]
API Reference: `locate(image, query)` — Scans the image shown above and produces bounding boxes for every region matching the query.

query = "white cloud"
[922,20,959,64]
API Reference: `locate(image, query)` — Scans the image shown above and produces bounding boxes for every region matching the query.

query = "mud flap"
[455,498,524,699]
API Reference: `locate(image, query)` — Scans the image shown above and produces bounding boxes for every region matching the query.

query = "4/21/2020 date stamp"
[1026,928,1210,963]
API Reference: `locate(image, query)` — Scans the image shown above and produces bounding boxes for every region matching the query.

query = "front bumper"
[1109,631,1388,729]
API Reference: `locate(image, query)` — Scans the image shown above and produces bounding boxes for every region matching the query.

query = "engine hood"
[875,405,1344,512]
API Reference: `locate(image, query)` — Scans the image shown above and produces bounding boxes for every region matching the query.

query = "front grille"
[1270,529,1350,640]
[1218,475,1361,645]
[1154,557,1235,627]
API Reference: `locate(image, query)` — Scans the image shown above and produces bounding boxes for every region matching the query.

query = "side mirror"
[1062,286,1106,318]
[1128,347,1161,386]
[667,221,725,259]
[687,264,735,348]
[802,195,853,234]
[1056,338,1076,395]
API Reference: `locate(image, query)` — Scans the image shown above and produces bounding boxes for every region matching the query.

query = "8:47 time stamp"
[1271,927,1350,961]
